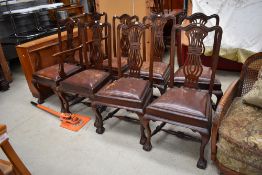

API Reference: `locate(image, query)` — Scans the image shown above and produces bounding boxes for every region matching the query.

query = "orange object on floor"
[31,102,90,132]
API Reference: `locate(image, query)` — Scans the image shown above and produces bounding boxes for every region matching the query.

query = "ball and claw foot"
[143,143,152,151]
[96,127,105,134]
[197,158,207,169]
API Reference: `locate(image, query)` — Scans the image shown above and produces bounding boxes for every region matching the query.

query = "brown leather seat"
[92,22,153,140]
[103,57,128,72]
[97,77,150,100]
[60,69,110,96]
[140,61,170,80]
[174,66,221,90]
[146,87,211,128]
[33,63,82,88]
[124,61,170,94]
[95,77,152,109]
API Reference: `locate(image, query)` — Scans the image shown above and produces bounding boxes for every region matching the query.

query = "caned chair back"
[238,52,262,96]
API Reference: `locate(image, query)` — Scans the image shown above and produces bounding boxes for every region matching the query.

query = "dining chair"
[174,12,223,109]
[57,20,112,113]
[31,17,83,112]
[103,14,139,78]
[142,22,223,169]
[91,22,154,146]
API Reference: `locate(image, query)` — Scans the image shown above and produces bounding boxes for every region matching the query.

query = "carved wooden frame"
[112,14,139,58]
[117,22,151,79]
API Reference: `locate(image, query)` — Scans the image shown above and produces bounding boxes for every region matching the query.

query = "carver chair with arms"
[31,17,84,111]
[142,22,223,169]
[57,20,112,113]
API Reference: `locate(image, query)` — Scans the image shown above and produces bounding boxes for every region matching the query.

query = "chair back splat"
[173,12,223,109]
[170,23,222,94]
[117,22,151,80]
[113,14,139,57]
[176,12,219,65]
[56,18,82,78]
[143,14,170,62]
[57,18,75,52]
[80,20,112,72]
[74,12,108,57]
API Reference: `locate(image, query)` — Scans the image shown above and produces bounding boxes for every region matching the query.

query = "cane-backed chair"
[211,53,262,175]
[174,12,223,108]
[31,18,83,108]
[139,13,175,94]
[103,14,139,77]
[57,20,112,113]
[142,23,223,169]
[91,22,153,146]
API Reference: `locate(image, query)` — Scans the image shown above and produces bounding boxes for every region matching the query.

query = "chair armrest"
[52,45,82,58]
[52,45,83,78]
[211,79,239,161]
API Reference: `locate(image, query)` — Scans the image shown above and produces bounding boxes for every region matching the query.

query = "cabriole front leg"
[137,113,146,145]
[92,103,105,134]
[143,118,152,151]
[197,133,209,169]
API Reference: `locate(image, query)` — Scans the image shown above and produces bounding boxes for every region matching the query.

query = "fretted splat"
[75,12,108,59]
[113,14,139,57]
[57,18,76,63]
[58,18,75,50]
[171,23,223,94]
[88,22,104,69]
[118,23,149,78]
[183,27,208,88]
[80,20,111,70]
[144,14,169,62]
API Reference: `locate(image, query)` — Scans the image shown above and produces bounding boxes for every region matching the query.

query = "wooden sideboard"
[16,29,79,99]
